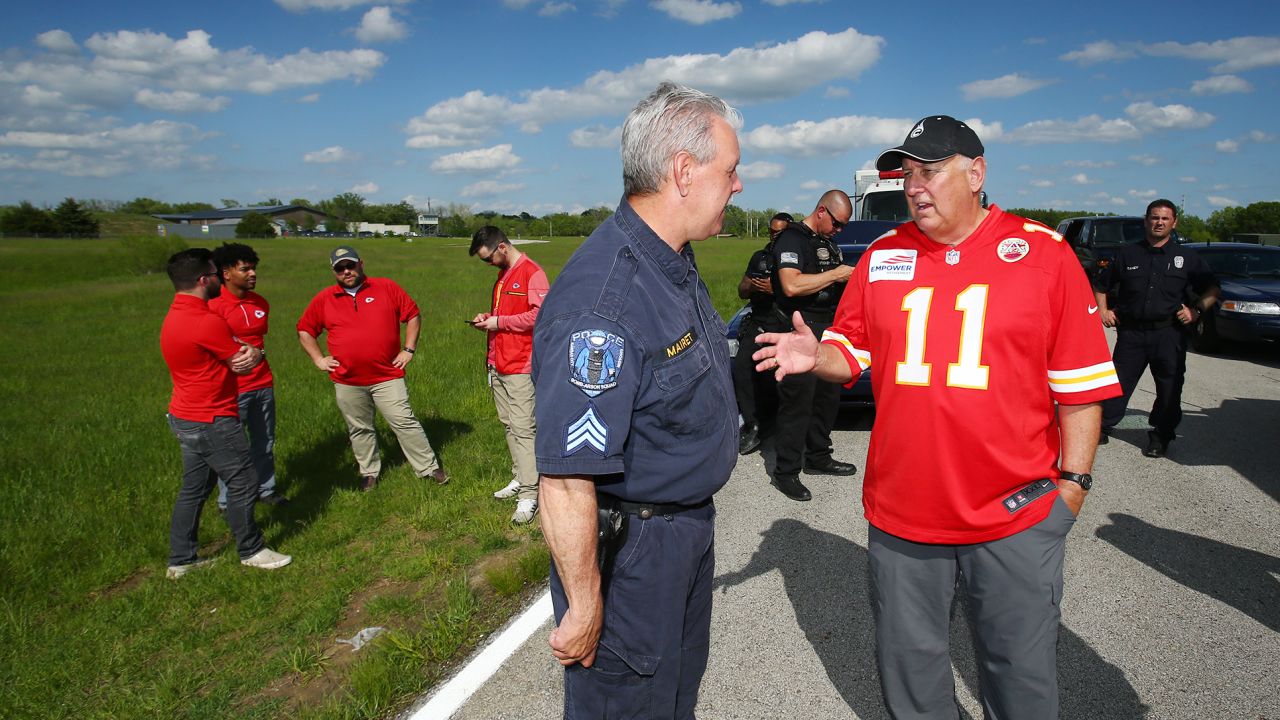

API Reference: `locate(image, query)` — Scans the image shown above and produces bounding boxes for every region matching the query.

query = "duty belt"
[1121,317,1175,330]
[599,494,712,519]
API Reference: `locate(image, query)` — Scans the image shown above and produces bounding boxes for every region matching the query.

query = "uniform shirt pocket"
[652,341,712,393]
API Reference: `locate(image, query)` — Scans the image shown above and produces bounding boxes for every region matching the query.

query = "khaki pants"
[334,378,440,478]
[490,368,538,502]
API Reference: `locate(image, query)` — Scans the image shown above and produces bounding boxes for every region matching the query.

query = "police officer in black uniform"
[1094,198,1219,457]
[532,82,741,719]
[733,212,793,455]
[769,190,858,500]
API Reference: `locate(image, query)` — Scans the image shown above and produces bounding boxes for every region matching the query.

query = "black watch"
[403,347,415,354]
[1059,471,1092,491]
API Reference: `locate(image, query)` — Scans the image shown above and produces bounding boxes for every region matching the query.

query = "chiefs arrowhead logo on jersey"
[997,238,1029,263]
[254,309,266,318]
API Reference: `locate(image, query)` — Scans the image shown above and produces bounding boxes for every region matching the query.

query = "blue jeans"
[167,414,265,565]
[217,387,277,508]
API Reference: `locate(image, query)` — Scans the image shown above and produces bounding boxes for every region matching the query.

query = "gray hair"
[621,81,742,197]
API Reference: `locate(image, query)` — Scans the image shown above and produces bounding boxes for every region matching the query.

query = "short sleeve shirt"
[161,294,242,422]
[296,277,419,387]
[743,247,775,315]
[772,223,846,320]
[820,207,1121,544]
[208,290,273,393]
[531,199,738,505]
[1096,241,1219,323]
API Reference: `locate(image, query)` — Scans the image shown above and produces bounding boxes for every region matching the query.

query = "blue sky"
[1,0,1276,219]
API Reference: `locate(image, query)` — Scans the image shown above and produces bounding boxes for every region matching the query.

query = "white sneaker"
[512,498,538,525]
[240,547,292,570]
[166,557,216,579]
[493,479,520,499]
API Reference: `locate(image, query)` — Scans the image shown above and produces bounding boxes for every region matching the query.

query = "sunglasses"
[333,262,358,273]
[824,207,846,232]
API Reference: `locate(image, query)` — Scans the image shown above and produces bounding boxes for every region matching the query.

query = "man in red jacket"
[297,246,448,491]
[208,243,286,510]
[161,248,292,579]
[469,226,550,524]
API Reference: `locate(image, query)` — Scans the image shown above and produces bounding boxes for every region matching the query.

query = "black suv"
[1055,216,1148,279]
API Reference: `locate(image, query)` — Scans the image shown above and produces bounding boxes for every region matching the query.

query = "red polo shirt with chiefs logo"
[820,207,1121,544]
[296,277,420,387]
[208,290,273,393]
[161,293,243,422]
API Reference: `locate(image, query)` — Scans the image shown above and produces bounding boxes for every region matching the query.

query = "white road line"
[408,589,553,720]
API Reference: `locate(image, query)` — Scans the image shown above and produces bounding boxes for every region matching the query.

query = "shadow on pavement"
[715,519,1147,719]
[1169,397,1280,503]
[1096,513,1280,633]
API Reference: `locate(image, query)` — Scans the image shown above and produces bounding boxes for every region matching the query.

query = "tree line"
[0,198,100,238]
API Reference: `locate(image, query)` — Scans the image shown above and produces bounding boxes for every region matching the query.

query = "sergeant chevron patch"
[565,405,608,455]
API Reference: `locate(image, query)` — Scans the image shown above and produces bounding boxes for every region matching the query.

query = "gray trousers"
[217,386,277,508]
[868,496,1076,720]
[167,414,266,565]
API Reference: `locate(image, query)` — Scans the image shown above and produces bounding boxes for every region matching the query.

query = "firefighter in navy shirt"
[532,82,741,719]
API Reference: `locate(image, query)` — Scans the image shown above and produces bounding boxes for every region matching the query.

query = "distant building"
[155,205,330,240]
[416,212,440,237]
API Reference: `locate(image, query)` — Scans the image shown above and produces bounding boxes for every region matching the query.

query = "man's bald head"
[817,189,852,219]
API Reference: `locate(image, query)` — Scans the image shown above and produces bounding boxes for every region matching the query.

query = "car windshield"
[861,192,910,222]
[1092,219,1146,247]
[1201,248,1280,278]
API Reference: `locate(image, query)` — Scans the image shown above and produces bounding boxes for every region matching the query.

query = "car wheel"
[1192,312,1223,353]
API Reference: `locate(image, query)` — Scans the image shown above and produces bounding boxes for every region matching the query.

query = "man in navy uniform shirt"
[532,81,742,719]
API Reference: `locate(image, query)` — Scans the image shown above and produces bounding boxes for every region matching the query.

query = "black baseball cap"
[875,115,985,171]
[330,245,360,267]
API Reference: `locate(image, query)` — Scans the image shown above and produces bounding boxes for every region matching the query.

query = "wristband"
[403,347,415,354]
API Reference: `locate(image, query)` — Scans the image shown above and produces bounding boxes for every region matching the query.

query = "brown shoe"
[429,468,449,485]
[360,474,378,492]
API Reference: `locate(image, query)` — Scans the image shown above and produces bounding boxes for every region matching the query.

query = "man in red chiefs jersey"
[209,243,286,510]
[755,116,1120,719]
[161,248,292,579]
[298,246,448,491]
[468,226,550,524]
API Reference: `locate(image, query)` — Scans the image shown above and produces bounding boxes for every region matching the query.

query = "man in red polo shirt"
[468,226,550,524]
[160,248,293,579]
[297,246,448,491]
[209,243,286,510]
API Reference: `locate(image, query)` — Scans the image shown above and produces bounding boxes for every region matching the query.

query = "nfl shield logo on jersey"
[568,329,625,397]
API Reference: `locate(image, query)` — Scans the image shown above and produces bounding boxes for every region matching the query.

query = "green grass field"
[0,232,760,719]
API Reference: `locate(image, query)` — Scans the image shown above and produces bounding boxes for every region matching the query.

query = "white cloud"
[1030,179,1053,188]
[1128,189,1157,200]
[299,93,320,103]
[35,29,79,54]
[738,161,784,180]
[503,0,538,7]
[824,86,850,99]
[304,145,356,163]
[763,0,823,4]
[276,0,409,10]
[1190,74,1252,95]
[403,30,884,149]
[568,124,621,148]
[431,144,522,172]
[461,180,526,197]
[134,88,230,112]
[1128,154,1160,166]
[799,180,823,190]
[0,120,205,177]
[652,0,742,24]
[1070,173,1092,185]
[1179,176,1197,183]
[1216,139,1239,153]
[1248,130,1275,143]
[742,115,918,157]
[355,7,408,43]
[1206,195,1239,208]
[1060,40,1134,65]
[1124,102,1214,130]
[959,73,1053,101]
[1005,115,1140,144]
[1063,159,1115,168]
[350,181,380,194]
[540,2,575,15]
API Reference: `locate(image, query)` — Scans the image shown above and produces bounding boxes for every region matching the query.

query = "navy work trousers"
[1102,325,1188,440]
[551,503,716,719]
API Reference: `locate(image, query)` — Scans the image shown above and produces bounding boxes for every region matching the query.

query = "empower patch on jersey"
[867,249,917,282]
[568,329,625,397]
[565,405,608,455]
[664,328,697,359]
[997,238,1030,263]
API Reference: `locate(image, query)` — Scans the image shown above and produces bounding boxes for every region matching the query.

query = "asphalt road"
[437,333,1280,720]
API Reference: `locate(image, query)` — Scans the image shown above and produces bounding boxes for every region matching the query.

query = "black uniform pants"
[731,315,778,431]
[1102,325,1188,440]
[773,318,839,477]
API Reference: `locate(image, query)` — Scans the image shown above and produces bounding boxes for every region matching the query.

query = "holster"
[596,503,628,575]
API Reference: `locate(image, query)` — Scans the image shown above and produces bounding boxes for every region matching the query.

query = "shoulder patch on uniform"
[664,328,697,359]
[780,251,799,264]
[565,405,608,455]
[568,329,625,397]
